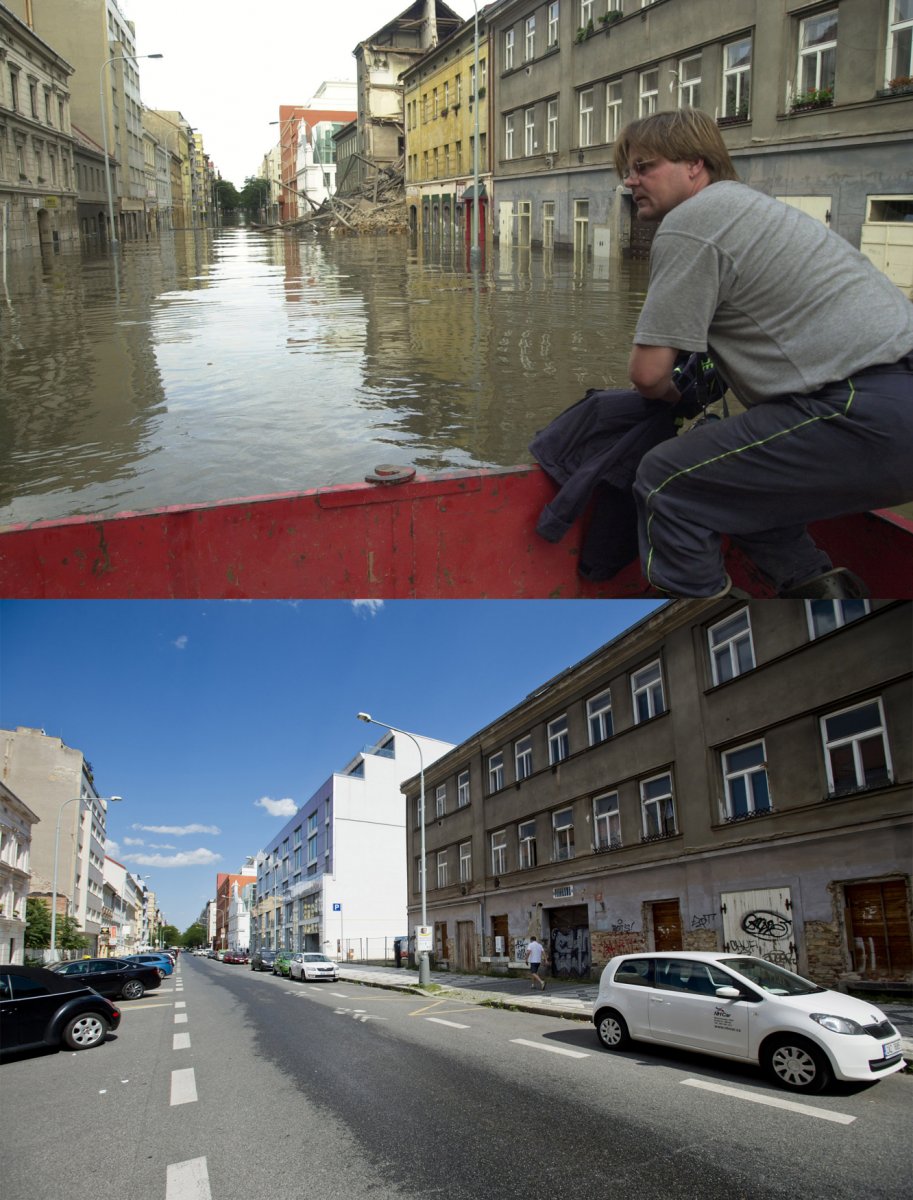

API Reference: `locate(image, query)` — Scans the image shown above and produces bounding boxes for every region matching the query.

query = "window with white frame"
[515,734,533,780]
[708,609,755,684]
[525,14,536,60]
[587,688,613,745]
[594,792,621,850]
[678,54,702,108]
[821,699,892,795]
[524,107,536,155]
[505,28,515,70]
[505,112,515,158]
[723,36,752,118]
[639,69,659,116]
[797,10,838,96]
[641,773,676,839]
[457,769,470,807]
[307,833,317,863]
[722,741,771,820]
[806,599,870,639]
[415,796,423,828]
[436,783,447,817]
[632,661,665,723]
[580,0,594,27]
[543,200,555,247]
[606,80,623,141]
[548,1,559,47]
[546,98,558,151]
[548,715,570,764]
[417,854,425,893]
[491,829,507,874]
[437,850,449,888]
[518,819,537,868]
[552,808,574,860]
[459,840,472,882]
[489,751,504,792]
[579,88,594,146]
[888,0,913,83]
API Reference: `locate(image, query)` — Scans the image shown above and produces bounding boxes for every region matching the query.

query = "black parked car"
[0,964,121,1055]
[50,957,162,1001]
[250,949,279,972]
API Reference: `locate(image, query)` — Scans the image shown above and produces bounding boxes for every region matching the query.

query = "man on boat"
[616,109,913,598]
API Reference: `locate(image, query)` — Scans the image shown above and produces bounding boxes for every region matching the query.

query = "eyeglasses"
[624,158,660,180]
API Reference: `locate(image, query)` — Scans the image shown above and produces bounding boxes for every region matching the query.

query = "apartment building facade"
[0,726,119,955]
[252,727,454,958]
[485,0,912,280]
[0,780,39,964]
[402,600,912,991]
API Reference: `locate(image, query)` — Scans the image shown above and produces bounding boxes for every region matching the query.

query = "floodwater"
[0,227,650,525]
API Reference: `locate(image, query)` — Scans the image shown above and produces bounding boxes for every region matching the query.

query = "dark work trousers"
[633,355,913,596]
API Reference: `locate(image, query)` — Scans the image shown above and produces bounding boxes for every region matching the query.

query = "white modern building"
[227,878,254,951]
[0,781,40,964]
[253,725,454,960]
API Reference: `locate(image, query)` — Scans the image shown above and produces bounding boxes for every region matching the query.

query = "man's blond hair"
[613,109,739,182]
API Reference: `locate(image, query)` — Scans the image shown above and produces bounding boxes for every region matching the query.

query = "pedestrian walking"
[525,935,547,990]
[614,108,913,599]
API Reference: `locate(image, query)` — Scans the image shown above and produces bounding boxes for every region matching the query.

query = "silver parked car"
[289,953,339,983]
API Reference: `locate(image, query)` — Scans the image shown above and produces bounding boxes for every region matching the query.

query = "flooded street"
[0,228,649,525]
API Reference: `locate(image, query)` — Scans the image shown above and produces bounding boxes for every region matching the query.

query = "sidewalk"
[338,963,913,1059]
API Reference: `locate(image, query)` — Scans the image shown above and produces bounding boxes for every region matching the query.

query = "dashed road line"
[166,1157,211,1200]
[173,1032,191,1050]
[174,1012,189,1024]
[681,1079,856,1124]
[170,1068,198,1106]
[426,1017,470,1029]
[510,1038,590,1059]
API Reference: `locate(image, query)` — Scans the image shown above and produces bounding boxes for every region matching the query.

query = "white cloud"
[121,848,221,868]
[255,796,298,818]
[174,635,189,650]
[132,823,222,836]
[352,599,384,618]
[149,843,177,850]
[123,836,145,846]
[106,840,120,858]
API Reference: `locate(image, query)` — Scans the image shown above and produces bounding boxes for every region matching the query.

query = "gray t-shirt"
[633,181,913,406]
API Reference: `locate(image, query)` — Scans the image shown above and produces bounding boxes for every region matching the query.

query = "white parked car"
[592,952,905,1093]
[289,953,339,983]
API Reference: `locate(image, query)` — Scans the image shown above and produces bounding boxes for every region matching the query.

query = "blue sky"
[0,601,661,930]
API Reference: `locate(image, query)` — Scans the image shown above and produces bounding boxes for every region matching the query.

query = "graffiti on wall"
[550,925,591,978]
[592,929,644,964]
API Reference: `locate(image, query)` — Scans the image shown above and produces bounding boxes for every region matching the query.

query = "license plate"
[883,1038,901,1058]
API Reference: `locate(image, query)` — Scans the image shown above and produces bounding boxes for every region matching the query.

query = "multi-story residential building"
[101,855,143,957]
[0,780,39,965]
[0,726,120,956]
[144,109,195,228]
[402,600,912,991]
[71,122,113,242]
[252,727,454,958]
[215,866,256,951]
[227,877,255,951]
[402,6,492,244]
[488,0,913,283]
[0,2,79,252]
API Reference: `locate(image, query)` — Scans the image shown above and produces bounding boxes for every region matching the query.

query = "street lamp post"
[99,53,163,247]
[50,794,122,960]
[357,712,431,985]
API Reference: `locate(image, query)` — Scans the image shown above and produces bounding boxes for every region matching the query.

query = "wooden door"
[651,899,683,951]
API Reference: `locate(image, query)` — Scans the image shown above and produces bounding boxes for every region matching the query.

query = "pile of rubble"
[287,156,409,236]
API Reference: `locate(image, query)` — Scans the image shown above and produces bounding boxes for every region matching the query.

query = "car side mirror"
[715,986,742,999]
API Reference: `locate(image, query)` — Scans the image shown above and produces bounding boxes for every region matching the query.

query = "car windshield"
[303,955,331,963]
[721,957,826,996]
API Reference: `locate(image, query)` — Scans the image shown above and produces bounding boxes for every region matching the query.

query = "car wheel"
[595,1009,631,1051]
[122,979,145,1000]
[157,968,166,979]
[762,1035,833,1094]
[62,1012,109,1050]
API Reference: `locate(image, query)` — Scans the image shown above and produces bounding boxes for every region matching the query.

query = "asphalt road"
[2,956,911,1200]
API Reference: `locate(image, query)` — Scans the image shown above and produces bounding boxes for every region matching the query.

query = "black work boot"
[779,568,870,599]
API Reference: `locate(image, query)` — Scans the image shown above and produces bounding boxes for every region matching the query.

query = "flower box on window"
[717,109,749,127]
[790,87,833,112]
[599,9,622,27]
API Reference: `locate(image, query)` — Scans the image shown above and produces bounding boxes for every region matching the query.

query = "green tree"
[182,922,207,948]
[215,179,240,213]
[239,175,271,220]
[57,915,89,952]
[25,896,51,948]
[159,923,182,947]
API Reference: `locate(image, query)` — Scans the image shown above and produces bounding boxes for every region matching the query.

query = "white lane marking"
[173,1032,191,1050]
[175,1001,186,1008]
[170,1068,198,1106]
[681,1079,856,1124]
[426,1017,470,1029]
[174,1012,188,1024]
[330,992,349,998]
[166,1157,211,1200]
[511,1038,590,1059]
